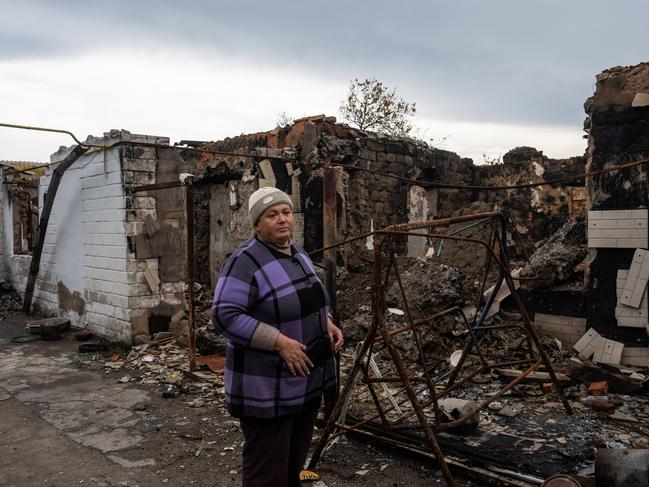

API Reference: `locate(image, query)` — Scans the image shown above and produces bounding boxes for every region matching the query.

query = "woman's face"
[255,203,294,244]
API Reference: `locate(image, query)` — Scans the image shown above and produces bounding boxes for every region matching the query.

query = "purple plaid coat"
[212,236,337,418]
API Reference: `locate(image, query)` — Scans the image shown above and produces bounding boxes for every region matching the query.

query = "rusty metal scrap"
[308,212,573,487]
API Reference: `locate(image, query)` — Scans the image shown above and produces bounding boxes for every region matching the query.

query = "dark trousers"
[239,407,318,487]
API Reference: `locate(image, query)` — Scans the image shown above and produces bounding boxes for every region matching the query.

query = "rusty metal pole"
[183,174,197,372]
[323,162,339,418]
[374,234,457,487]
[323,163,337,317]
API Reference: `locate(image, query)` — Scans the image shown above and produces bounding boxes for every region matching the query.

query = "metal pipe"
[332,156,649,191]
[130,180,185,193]
[0,122,91,147]
[3,121,649,193]
[323,162,338,318]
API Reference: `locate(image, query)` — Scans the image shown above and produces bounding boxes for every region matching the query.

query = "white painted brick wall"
[82,196,126,213]
[2,132,177,344]
[84,244,129,259]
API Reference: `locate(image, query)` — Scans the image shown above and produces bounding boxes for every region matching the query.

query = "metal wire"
[3,121,648,193]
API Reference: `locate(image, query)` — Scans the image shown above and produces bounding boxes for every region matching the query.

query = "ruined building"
[3,61,649,353]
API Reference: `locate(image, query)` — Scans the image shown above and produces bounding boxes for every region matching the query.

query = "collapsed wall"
[472,148,586,248]
[180,117,585,283]
[0,164,41,288]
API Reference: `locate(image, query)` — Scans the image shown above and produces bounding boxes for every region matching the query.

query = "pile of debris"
[521,219,587,289]
[0,280,22,321]
[76,330,226,412]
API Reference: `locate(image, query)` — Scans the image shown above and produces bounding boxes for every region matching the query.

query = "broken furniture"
[308,212,572,487]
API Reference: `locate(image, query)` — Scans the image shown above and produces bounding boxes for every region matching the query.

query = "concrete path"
[0,315,161,487]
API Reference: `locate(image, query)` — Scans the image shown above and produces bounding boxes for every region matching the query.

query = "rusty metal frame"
[308,211,573,487]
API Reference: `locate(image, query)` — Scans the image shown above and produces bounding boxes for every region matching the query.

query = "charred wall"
[182,118,585,272]
[471,147,586,250]
[585,62,649,343]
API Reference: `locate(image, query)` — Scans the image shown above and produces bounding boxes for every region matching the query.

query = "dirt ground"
[0,313,476,487]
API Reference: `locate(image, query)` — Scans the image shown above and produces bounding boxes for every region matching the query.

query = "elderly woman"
[212,186,343,487]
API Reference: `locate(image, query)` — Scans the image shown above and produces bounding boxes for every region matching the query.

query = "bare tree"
[339,78,416,136]
[276,111,295,127]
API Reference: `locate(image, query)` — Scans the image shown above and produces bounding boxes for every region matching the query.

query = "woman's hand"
[327,316,344,352]
[274,334,313,376]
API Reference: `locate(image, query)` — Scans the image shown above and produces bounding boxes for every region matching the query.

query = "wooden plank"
[143,260,160,292]
[494,368,571,385]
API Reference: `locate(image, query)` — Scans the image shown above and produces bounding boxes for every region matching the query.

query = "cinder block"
[573,328,603,359]
[81,183,125,201]
[600,228,646,239]
[82,196,127,212]
[621,347,649,366]
[84,255,128,272]
[84,244,129,259]
[589,220,618,229]
[620,249,649,308]
[587,238,616,248]
[616,238,647,248]
[593,338,624,365]
[588,210,649,248]
[617,219,648,229]
[84,267,130,284]
[82,170,123,189]
[83,233,127,247]
[84,289,130,309]
[615,306,647,318]
[86,302,131,322]
[616,269,649,327]
[615,317,647,327]
[534,313,586,346]
[83,221,126,235]
[83,208,127,223]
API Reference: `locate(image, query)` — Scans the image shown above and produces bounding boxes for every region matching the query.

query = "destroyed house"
[0,116,589,345]
[0,125,587,343]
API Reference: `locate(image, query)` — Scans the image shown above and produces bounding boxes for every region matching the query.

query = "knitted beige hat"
[248,187,293,225]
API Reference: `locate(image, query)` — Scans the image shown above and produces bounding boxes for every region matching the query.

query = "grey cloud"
[1,0,648,127]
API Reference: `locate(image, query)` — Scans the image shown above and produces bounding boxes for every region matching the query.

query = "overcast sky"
[1,0,648,164]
